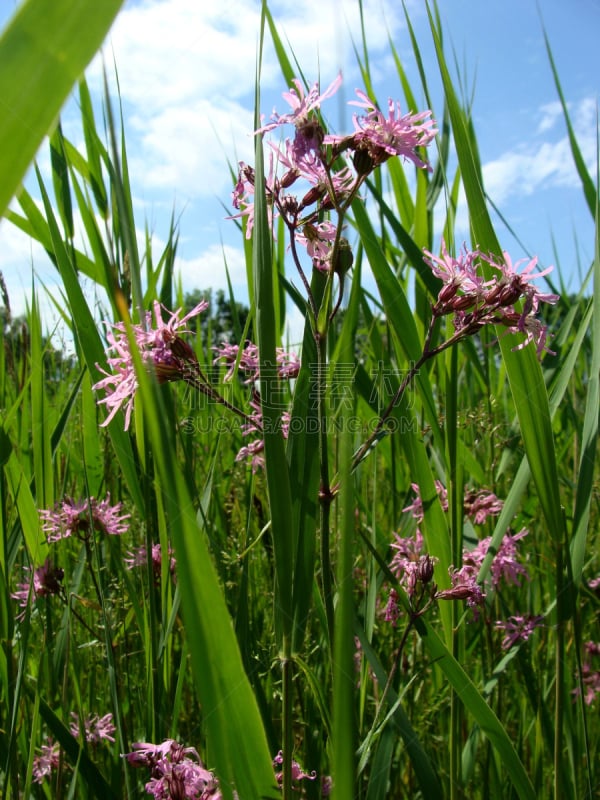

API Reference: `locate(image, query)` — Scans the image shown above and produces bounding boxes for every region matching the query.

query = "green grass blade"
[426,5,564,545]
[416,617,536,800]
[127,327,279,800]
[542,27,597,217]
[0,0,123,217]
[570,205,600,583]
[253,109,294,640]
[35,165,145,513]
[331,321,356,800]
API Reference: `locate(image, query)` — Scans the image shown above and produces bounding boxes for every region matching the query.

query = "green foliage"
[0,1,598,799]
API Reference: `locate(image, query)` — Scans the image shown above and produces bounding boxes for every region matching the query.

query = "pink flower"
[495,614,544,650]
[70,712,116,745]
[213,341,300,383]
[272,750,317,787]
[436,565,485,607]
[423,239,558,359]
[423,240,488,306]
[40,495,130,542]
[93,301,208,429]
[123,740,221,799]
[384,587,401,625]
[389,530,425,579]
[402,481,448,526]
[12,557,64,619]
[571,661,600,706]
[32,740,60,783]
[126,543,176,580]
[294,221,338,272]
[463,489,503,525]
[256,74,343,135]
[326,88,437,170]
[466,529,530,589]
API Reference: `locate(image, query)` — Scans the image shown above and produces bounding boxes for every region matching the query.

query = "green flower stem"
[316,329,335,644]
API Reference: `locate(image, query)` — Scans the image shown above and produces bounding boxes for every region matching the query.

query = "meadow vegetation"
[0,1,598,798]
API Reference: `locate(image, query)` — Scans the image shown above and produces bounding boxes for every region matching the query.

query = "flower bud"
[353,144,375,176]
[416,554,435,585]
[332,237,353,277]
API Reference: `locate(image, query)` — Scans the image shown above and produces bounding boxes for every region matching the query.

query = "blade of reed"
[331,297,356,800]
[542,28,597,217]
[0,0,123,217]
[415,616,536,800]
[34,165,145,514]
[123,311,279,800]
[569,167,600,585]
[426,3,564,545]
[33,692,118,799]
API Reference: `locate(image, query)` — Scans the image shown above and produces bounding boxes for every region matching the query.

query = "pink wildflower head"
[423,239,558,359]
[466,528,530,589]
[272,750,317,788]
[326,88,437,172]
[256,73,342,137]
[463,489,503,525]
[125,542,176,582]
[93,300,207,430]
[295,221,338,272]
[12,557,64,619]
[123,740,219,799]
[40,494,130,543]
[402,480,448,526]
[587,575,600,593]
[495,614,544,650]
[70,712,116,745]
[32,739,60,784]
[572,643,600,706]
[384,587,401,625]
[436,564,485,608]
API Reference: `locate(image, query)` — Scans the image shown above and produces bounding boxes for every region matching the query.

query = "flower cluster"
[11,557,64,620]
[124,739,222,800]
[386,483,531,622]
[32,713,116,784]
[126,542,177,582]
[272,750,319,791]
[494,614,545,650]
[572,641,600,706]
[402,481,503,533]
[213,341,299,473]
[423,239,559,358]
[124,740,330,799]
[212,341,300,383]
[232,74,436,279]
[11,496,131,622]
[40,495,130,542]
[234,394,291,473]
[93,300,208,429]
[70,712,116,745]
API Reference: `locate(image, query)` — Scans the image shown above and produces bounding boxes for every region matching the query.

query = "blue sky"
[0,0,598,339]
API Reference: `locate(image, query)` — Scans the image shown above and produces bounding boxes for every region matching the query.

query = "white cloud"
[85,0,409,200]
[174,241,248,295]
[482,97,596,206]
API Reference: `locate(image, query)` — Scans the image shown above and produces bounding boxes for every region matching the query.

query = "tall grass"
[1,1,598,799]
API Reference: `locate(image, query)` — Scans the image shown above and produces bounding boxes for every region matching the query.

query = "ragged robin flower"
[423,239,559,358]
[93,300,208,429]
[40,494,130,542]
[11,557,64,620]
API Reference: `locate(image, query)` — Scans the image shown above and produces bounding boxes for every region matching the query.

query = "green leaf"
[0,0,124,217]
[416,617,536,800]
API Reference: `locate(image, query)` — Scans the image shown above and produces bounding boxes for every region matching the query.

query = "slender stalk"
[316,330,335,643]
[281,644,294,800]
[553,534,564,800]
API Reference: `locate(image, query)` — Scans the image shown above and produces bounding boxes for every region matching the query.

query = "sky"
[0,0,598,343]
